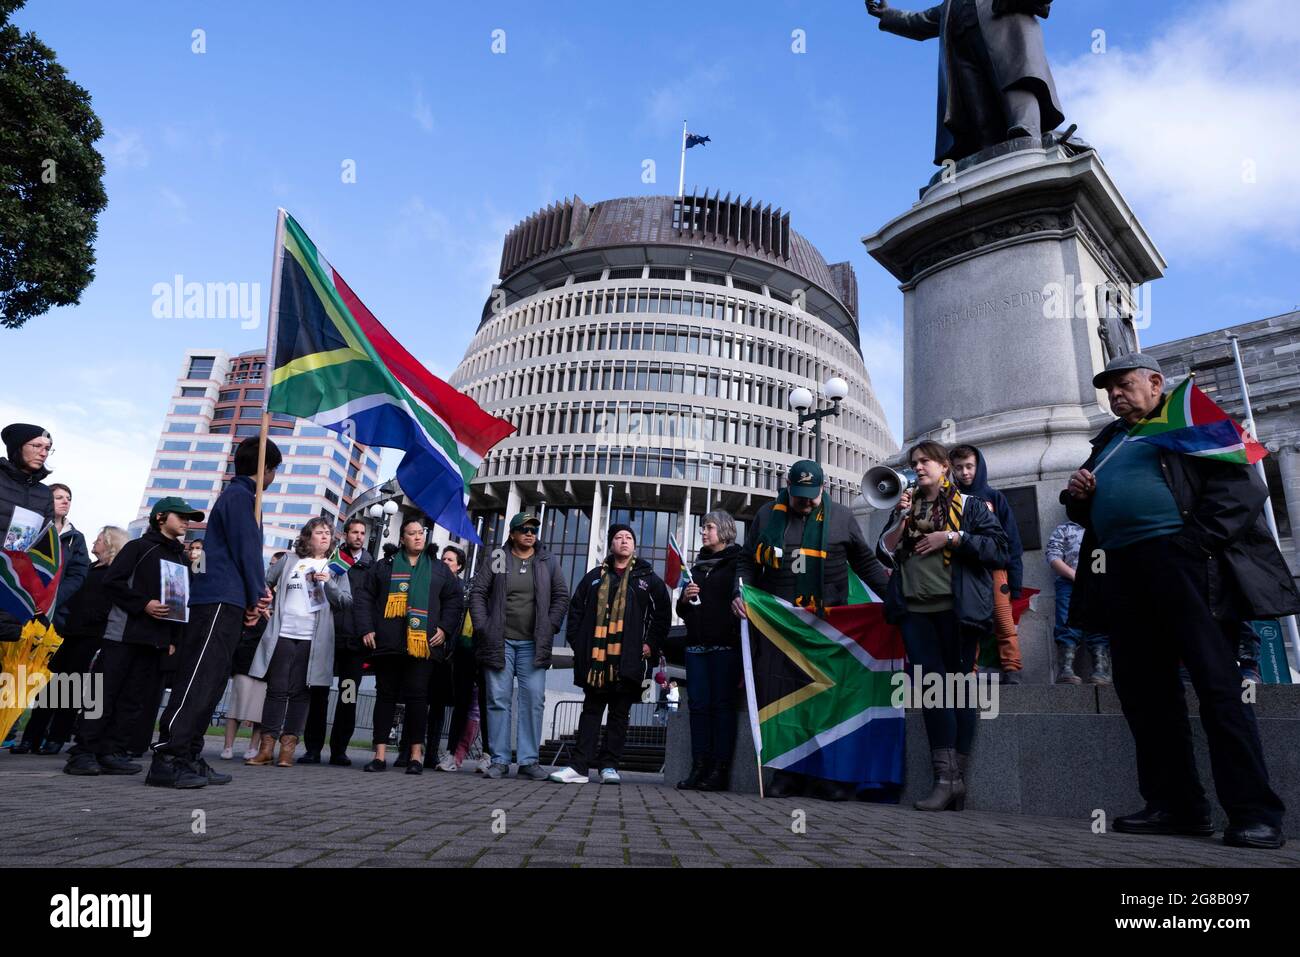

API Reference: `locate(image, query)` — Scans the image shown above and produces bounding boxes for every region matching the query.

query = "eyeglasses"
[516,528,537,535]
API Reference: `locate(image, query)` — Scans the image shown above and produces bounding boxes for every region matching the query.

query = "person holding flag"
[878,441,1008,812]
[0,423,56,646]
[1064,353,1299,849]
[732,459,893,801]
[675,511,742,792]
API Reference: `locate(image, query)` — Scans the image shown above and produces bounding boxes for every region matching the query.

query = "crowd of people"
[0,348,1293,847]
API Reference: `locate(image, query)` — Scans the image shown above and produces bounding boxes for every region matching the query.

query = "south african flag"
[266,210,515,543]
[1128,376,1267,465]
[740,583,905,787]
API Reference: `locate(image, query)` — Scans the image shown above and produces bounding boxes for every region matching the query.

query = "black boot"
[766,769,806,798]
[676,757,710,791]
[696,760,731,793]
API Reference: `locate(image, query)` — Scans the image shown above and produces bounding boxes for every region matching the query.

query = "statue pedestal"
[863,143,1166,682]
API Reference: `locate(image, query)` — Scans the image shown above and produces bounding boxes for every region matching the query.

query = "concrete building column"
[586,483,604,572]
[1277,445,1300,552]
[504,481,521,545]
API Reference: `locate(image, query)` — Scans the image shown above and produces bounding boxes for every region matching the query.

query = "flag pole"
[677,120,687,199]
[255,208,288,523]
[738,608,765,799]
[1228,334,1300,678]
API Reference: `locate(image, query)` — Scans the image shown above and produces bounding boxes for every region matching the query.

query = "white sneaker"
[242,747,258,760]
[436,752,458,772]
[549,767,589,784]
[220,747,234,760]
[600,768,621,785]
[476,755,492,774]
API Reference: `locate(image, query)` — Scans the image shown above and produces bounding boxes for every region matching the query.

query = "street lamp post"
[789,377,849,465]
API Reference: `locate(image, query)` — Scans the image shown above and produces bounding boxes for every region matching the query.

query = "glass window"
[170,423,197,433]
[296,445,324,456]
[212,408,235,420]
[282,503,313,515]
[187,479,214,491]
[290,464,319,475]
[180,387,207,398]
[287,482,316,494]
[153,478,182,489]
[196,442,224,452]
[172,404,202,415]
[239,406,261,420]
[329,469,344,486]
[189,460,220,471]
[333,450,347,467]
[162,441,191,451]
[187,356,216,380]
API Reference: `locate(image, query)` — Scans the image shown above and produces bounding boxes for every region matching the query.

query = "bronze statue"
[866,0,1065,167]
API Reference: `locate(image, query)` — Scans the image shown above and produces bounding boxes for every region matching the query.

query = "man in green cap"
[734,459,892,801]
[468,512,569,779]
[65,497,203,777]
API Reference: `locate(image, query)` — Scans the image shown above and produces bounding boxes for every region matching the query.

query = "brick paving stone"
[5,746,1299,869]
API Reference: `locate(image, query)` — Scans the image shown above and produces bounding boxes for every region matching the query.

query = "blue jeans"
[484,640,547,767]
[685,649,741,761]
[1053,578,1108,652]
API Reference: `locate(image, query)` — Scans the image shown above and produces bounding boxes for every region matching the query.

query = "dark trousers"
[70,642,162,758]
[303,646,366,757]
[1105,534,1284,829]
[156,603,243,760]
[21,636,100,747]
[398,657,453,755]
[443,644,480,755]
[685,649,741,762]
[260,638,313,737]
[900,609,980,755]
[371,654,434,751]
[571,683,640,774]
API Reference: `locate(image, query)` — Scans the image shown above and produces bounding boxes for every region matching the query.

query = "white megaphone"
[862,465,918,510]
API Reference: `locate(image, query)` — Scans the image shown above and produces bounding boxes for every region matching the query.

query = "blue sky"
[5,0,1299,538]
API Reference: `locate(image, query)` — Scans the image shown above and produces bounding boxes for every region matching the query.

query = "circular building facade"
[446,192,897,596]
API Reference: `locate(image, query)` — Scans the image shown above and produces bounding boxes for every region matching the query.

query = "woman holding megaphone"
[877,441,1008,812]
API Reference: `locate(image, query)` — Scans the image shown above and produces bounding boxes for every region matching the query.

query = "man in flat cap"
[0,423,55,643]
[1063,354,1299,849]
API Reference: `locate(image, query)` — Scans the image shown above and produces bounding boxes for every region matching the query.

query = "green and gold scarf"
[897,475,964,567]
[754,489,828,617]
[386,550,432,659]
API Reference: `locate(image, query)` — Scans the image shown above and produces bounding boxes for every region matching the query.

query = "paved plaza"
[1,745,1296,869]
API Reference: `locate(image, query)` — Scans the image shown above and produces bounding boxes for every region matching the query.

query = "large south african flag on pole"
[1127,376,1267,465]
[740,582,905,787]
[266,211,515,543]
[0,522,64,623]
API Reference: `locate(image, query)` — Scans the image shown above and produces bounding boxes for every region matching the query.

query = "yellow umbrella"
[0,619,64,743]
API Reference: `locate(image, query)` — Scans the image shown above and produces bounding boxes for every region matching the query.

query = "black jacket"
[53,524,90,631]
[1061,406,1300,632]
[738,498,892,604]
[468,543,569,670]
[354,552,464,660]
[0,456,54,641]
[877,491,1010,630]
[101,529,188,651]
[567,558,670,689]
[952,446,1025,596]
[676,543,742,649]
[330,547,375,650]
[58,561,114,642]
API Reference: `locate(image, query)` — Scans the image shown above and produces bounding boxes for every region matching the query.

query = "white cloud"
[642,64,732,133]
[101,128,149,170]
[1054,0,1300,256]
[858,310,904,446]
[412,87,434,133]
[158,186,191,224]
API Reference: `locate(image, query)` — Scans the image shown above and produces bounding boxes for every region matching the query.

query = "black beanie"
[2,423,50,463]
[607,523,636,548]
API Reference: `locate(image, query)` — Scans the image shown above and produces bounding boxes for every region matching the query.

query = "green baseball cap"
[787,459,824,498]
[150,496,205,523]
[509,512,541,531]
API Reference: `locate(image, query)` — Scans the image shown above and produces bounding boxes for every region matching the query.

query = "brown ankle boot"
[914,748,964,812]
[276,734,299,767]
[245,733,276,766]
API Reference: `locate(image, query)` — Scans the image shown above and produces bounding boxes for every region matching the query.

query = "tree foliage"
[0,0,107,329]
